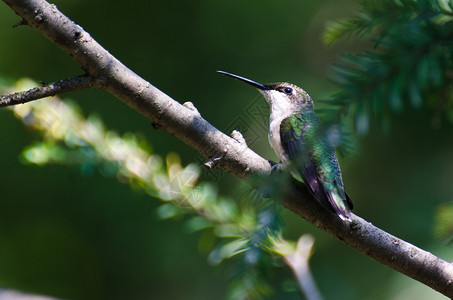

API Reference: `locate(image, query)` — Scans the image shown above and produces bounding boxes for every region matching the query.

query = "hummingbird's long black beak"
[217,71,270,90]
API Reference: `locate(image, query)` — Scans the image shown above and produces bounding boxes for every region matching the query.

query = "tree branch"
[282,182,453,297]
[2,0,453,297]
[4,0,268,178]
[0,74,100,107]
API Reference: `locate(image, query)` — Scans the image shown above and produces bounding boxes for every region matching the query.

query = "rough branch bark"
[2,0,453,297]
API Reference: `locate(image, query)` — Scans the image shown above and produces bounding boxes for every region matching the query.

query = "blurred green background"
[0,0,452,299]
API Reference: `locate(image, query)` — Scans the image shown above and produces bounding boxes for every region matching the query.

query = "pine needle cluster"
[324,0,453,134]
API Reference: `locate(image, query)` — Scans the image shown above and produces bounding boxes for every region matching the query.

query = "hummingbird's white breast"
[263,90,299,165]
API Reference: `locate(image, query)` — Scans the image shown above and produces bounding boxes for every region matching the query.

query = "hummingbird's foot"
[269,160,283,175]
[259,161,284,198]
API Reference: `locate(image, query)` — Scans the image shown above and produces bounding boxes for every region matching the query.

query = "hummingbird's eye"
[284,87,293,94]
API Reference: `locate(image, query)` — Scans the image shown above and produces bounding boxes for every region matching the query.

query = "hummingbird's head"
[217,71,313,112]
[259,82,313,111]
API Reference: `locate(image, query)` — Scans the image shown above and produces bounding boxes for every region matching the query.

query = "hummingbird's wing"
[280,113,352,221]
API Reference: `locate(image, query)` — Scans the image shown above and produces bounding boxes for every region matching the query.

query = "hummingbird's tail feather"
[328,190,352,222]
[295,164,353,222]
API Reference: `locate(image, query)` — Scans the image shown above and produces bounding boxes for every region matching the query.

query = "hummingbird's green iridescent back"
[280,109,353,221]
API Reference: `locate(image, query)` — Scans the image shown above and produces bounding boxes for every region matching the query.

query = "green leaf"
[208,239,248,265]
[186,216,213,233]
[156,203,185,219]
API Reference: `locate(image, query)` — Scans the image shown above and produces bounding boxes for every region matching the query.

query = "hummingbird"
[218,71,353,221]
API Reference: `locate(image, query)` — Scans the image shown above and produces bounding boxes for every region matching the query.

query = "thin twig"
[0,74,101,107]
[282,235,323,300]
